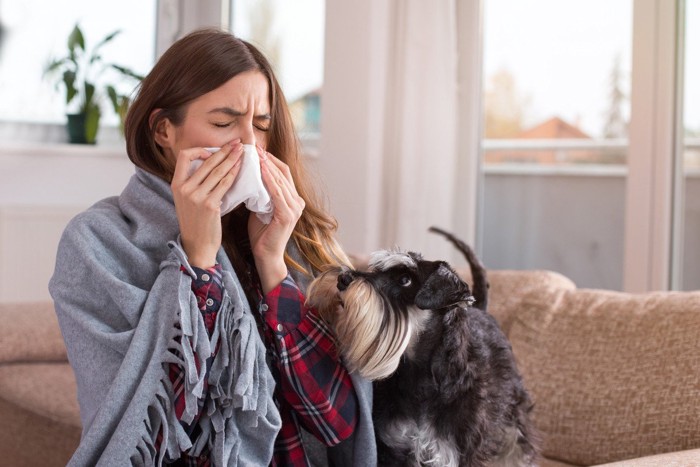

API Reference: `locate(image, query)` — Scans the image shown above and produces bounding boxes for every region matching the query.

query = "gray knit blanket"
[49,167,376,466]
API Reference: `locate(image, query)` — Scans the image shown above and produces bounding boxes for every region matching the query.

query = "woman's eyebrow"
[208,107,271,119]
[208,107,244,117]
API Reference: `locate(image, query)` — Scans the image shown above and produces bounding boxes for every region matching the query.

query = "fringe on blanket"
[128,245,277,467]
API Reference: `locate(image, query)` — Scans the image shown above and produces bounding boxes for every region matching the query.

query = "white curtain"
[320,0,480,262]
[380,0,460,260]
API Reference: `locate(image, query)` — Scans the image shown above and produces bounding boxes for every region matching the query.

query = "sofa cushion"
[0,301,67,363]
[486,269,576,335]
[509,287,700,465]
[593,448,700,466]
[0,362,80,465]
[0,362,81,427]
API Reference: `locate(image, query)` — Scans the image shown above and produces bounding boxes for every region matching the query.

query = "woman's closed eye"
[212,121,269,131]
[213,121,234,128]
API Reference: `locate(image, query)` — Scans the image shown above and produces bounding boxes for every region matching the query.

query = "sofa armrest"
[0,301,67,363]
[593,448,700,466]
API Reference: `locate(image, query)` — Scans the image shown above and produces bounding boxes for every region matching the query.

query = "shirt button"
[206,298,214,307]
[276,324,283,332]
[201,273,211,282]
[261,304,269,312]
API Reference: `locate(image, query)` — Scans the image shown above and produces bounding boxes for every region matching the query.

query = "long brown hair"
[124,28,348,275]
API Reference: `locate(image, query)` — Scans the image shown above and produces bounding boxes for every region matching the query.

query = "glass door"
[480,0,633,290]
[675,0,700,290]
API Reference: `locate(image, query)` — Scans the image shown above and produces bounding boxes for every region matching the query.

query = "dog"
[306,227,538,467]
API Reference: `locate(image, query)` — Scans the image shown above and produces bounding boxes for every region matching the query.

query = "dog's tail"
[429,226,489,311]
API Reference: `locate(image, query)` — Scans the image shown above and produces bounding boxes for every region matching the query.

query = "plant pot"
[66,113,90,144]
[66,111,100,145]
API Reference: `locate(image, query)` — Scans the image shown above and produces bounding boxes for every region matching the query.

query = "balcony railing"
[482,138,628,152]
[478,138,700,291]
[482,137,700,152]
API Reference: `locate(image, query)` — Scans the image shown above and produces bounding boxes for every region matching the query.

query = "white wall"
[0,145,134,301]
[317,0,390,256]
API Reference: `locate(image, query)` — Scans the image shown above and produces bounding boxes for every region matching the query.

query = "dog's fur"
[306,227,538,467]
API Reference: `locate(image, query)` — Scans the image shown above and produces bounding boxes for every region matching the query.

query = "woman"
[49,29,375,467]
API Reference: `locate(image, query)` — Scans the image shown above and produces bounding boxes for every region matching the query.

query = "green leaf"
[110,64,145,81]
[88,30,120,67]
[84,103,101,144]
[63,70,77,104]
[106,85,119,113]
[93,30,121,53]
[67,24,85,56]
[118,96,130,135]
[83,81,96,109]
[44,58,69,77]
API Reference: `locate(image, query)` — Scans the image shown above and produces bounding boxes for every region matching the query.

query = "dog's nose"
[337,272,355,291]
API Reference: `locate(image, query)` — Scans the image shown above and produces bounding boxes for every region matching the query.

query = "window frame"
[623,0,683,291]
[460,0,684,292]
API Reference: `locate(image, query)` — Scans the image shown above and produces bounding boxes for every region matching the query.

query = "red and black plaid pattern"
[164,265,223,466]
[262,275,358,467]
[163,269,357,467]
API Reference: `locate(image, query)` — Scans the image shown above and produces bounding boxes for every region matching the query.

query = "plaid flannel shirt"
[166,266,357,466]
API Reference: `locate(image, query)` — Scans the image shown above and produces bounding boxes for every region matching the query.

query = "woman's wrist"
[255,256,288,295]
[188,255,218,269]
[182,240,218,269]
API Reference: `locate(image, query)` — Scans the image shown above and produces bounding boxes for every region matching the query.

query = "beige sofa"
[1,270,699,466]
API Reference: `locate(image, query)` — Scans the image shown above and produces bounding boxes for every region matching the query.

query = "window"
[229,0,325,151]
[480,0,633,289]
[677,0,700,290]
[0,0,156,140]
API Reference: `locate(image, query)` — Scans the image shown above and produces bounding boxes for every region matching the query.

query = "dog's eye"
[399,275,412,287]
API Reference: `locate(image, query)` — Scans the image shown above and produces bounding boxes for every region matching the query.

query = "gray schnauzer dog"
[306,227,538,467]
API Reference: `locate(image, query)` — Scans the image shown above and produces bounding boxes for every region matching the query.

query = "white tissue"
[188,144,273,223]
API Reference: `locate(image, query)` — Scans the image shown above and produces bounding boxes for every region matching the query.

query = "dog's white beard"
[336,280,412,380]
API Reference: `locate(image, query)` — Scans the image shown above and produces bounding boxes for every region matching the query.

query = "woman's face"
[158,70,271,159]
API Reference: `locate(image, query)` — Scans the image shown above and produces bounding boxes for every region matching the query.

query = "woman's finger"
[172,147,216,187]
[258,147,299,195]
[261,157,305,219]
[209,156,243,202]
[260,157,292,214]
[196,144,244,195]
[261,155,300,201]
[176,139,240,185]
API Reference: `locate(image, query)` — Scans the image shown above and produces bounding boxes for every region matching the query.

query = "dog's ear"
[430,307,474,401]
[305,266,345,325]
[414,262,471,310]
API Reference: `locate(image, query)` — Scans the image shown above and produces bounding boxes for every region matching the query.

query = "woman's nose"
[239,121,256,146]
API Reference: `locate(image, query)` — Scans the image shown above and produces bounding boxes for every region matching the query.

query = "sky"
[484,0,699,137]
[484,0,633,138]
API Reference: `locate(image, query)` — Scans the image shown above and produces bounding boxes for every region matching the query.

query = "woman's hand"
[249,147,306,294]
[171,140,244,268]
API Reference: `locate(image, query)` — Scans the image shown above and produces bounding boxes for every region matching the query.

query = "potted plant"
[44,23,144,144]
